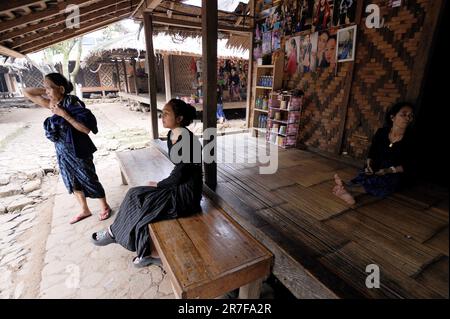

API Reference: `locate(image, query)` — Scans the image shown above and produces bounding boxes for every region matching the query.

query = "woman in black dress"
[333,102,415,205]
[23,73,111,224]
[91,99,203,267]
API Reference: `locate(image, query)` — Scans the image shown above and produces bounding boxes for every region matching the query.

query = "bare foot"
[98,206,111,221]
[334,174,344,187]
[332,185,356,205]
[70,211,92,224]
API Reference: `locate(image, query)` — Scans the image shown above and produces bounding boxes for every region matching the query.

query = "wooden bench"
[116,146,273,299]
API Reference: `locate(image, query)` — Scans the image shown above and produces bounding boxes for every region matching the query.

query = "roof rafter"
[12,2,139,49]
[151,15,252,35]
[0,0,95,32]
[0,0,133,42]
[21,10,137,53]
[0,44,25,58]
[0,0,47,13]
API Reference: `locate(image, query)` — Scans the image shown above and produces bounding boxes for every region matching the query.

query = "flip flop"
[132,256,163,268]
[69,213,92,224]
[98,207,111,221]
[91,229,116,246]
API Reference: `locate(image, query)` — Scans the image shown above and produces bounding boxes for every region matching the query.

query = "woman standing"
[333,102,416,205]
[91,99,203,268]
[23,73,111,224]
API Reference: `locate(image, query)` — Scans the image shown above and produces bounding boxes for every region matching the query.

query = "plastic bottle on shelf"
[262,95,267,110]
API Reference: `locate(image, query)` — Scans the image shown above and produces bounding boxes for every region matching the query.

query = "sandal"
[132,256,162,268]
[69,213,92,224]
[91,229,116,246]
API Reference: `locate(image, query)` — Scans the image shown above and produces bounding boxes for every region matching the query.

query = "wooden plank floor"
[211,134,449,298]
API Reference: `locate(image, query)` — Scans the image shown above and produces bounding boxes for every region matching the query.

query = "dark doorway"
[414,1,449,188]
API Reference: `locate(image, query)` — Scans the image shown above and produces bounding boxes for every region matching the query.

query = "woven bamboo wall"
[171,55,197,96]
[84,64,101,87]
[22,66,43,88]
[277,0,437,160]
[342,0,431,159]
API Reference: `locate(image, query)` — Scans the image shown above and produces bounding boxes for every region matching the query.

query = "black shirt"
[367,127,413,173]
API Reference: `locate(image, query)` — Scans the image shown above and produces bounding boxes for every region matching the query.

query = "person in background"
[333,102,416,205]
[228,68,242,102]
[217,82,226,124]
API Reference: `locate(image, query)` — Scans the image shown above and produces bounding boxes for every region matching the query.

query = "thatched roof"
[84,32,248,64]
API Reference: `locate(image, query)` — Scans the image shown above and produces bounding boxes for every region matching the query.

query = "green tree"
[43,36,83,84]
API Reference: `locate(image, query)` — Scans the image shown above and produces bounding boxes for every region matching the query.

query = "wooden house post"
[121,58,129,93]
[143,12,159,139]
[202,0,218,189]
[163,53,172,102]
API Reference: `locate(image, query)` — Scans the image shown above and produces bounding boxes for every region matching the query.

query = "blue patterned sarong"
[44,95,105,198]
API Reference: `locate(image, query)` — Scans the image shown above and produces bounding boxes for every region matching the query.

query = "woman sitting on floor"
[91,99,203,268]
[333,102,415,205]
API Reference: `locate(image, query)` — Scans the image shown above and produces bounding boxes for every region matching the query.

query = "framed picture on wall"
[332,0,356,27]
[337,25,357,62]
[312,0,334,32]
[262,31,272,55]
[298,32,318,73]
[284,36,300,76]
[272,30,281,50]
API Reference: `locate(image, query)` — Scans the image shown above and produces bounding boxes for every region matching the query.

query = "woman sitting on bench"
[333,102,415,205]
[91,99,203,267]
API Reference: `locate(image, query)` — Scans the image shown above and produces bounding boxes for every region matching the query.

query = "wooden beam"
[0,0,133,42]
[18,9,136,53]
[0,0,94,32]
[121,58,129,93]
[12,3,136,49]
[114,59,122,90]
[0,1,47,13]
[152,15,252,35]
[163,54,172,102]
[131,59,139,94]
[131,0,146,18]
[0,44,25,58]
[202,0,218,189]
[143,0,164,11]
[245,0,255,129]
[143,12,159,139]
[234,0,252,26]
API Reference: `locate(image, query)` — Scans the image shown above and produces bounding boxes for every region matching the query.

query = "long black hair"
[167,98,197,127]
[45,73,74,95]
[384,101,415,128]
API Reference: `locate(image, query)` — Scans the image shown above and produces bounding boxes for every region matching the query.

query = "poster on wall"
[332,0,356,26]
[284,36,300,76]
[262,31,272,55]
[296,0,315,33]
[298,32,318,73]
[337,25,357,62]
[272,30,281,50]
[258,5,279,20]
[312,0,334,32]
[389,0,402,7]
[316,28,337,68]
